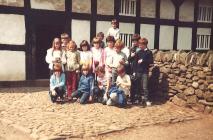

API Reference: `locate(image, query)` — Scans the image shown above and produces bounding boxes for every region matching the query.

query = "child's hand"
[131,52,136,57]
[89,96,93,102]
[138,59,143,64]
[119,59,125,65]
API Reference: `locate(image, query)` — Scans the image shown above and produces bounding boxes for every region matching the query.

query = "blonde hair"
[52,38,61,50]
[114,39,124,49]
[67,40,77,51]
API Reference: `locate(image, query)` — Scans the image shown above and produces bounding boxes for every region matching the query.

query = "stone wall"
[149,50,213,114]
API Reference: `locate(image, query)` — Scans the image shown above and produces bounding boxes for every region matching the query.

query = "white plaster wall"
[31,0,65,11]
[177,27,192,50]
[159,25,174,50]
[0,14,25,45]
[96,21,111,42]
[119,22,135,34]
[0,51,25,81]
[141,0,156,18]
[197,28,211,35]
[140,24,155,49]
[179,0,194,22]
[72,20,90,47]
[160,0,175,19]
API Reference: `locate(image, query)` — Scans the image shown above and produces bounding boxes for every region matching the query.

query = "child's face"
[132,40,138,47]
[68,45,75,51]
[107,41,114,48]
[112,23,117,29]
[139,43,147,50]
[82,45,88,51]
[54,71,61,77]
[97,36,104,41]
[98,72,104,78]
[94,42,100,49]
[61,38,69,45]
[54,39,61,50]
[114,47,121,53]
[118,72,125,77]
[82,70,89,75]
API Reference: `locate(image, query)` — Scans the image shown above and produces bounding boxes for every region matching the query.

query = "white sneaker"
[146,101,152,107]
[52,90,57,96]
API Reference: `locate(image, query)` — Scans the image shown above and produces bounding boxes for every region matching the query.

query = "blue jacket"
[50,73,66,90]
[78,74,94,94]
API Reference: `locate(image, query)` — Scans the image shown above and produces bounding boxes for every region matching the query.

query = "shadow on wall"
[148,66,169,105]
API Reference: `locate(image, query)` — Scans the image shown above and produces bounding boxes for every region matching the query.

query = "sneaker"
[146,101,152,107]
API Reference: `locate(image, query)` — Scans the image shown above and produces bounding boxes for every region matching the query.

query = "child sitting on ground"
[71,65,94,104]
[116,65,131,99]
[49,63,66,103]
[93,66,109,103]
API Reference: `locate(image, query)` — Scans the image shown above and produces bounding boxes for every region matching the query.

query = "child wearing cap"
[91,37,105,73]
[97,32,105,48]
[71,65,94,104]
[135,37,153,106]
[107,39,127,85]
[79,40,93,70]
[62,40,80,100]
[107,19,120,40]
[45,38,65,75]
[105,36,115,79]
[49,63,66,103]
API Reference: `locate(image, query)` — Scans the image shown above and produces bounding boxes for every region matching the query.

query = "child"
[62,40,80,100]
[93,66,109,103]
[107,19,120,40]
[61,33,70,51]
[79,40,93,70]
[105,36,115,79]
[97,32,105,48]
[116,65,131,98]
[135,38,153,106]
[108,39,127,85]
[49,63,66,103]
[71,65,94,104]
[91,37,105,73]
[128,34,141,103]
[45,38,64,75]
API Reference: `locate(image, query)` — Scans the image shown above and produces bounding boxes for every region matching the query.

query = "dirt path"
[97,115,213,140]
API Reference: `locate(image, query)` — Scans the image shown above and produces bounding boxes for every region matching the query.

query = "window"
[119,0,136,16]
[197,6,213,23]
[196,34,211,50]
[119,33,133,47]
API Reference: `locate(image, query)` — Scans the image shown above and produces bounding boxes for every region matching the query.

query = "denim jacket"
[78,74,94,95]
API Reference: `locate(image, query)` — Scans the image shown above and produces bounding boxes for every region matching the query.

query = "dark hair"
[95,66,105,74]
[97,32,104,38]
[106,36,115,43]
[80,40,90,51]
[132,34,141,41]
[111,19,119,28]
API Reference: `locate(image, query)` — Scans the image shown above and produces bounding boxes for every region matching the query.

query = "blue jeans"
[137,73,149,101]
[71,90,90,104]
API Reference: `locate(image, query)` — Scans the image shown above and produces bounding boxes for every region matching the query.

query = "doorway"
[35,24,64,79]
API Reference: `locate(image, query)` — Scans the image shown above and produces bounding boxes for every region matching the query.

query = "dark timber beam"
[192,0,199,51]
[154,0,160,50]
[135,0,141,34]
[90,0,97,42]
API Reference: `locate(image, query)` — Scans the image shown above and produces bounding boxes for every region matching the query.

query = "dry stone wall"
[149,50,213,114]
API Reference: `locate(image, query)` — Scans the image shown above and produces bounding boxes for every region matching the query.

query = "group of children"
[45,19,153,107]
